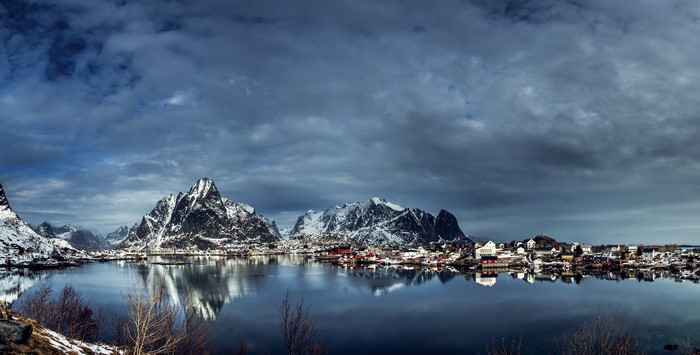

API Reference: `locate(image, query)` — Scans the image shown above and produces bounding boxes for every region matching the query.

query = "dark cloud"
[2,0,700,243]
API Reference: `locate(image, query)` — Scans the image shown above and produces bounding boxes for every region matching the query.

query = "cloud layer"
[3,0,700,243]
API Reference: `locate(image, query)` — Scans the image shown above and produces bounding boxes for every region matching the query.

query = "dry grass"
[2,301,118,354]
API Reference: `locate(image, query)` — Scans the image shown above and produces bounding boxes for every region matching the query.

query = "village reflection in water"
[1,255,698,322]
[2,255,700,354]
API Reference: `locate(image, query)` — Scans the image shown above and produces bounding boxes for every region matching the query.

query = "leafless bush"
[21,284,52,325]
[556,311,643,355]
[672,334,700,355]
[486,336,522,355]
[278,289,326,355]
[21,284,103,342]
[115,278,211,355]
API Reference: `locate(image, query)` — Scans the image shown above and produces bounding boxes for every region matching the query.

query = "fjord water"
[4,256,700,354]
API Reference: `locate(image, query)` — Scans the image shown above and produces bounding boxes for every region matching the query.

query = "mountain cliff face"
[34,222,107,251]
[105,224,137,247]
[119,178,278,250]
[288,197,468,246]
[235,202,282,239]
[0,184,70,258]
[434,210,466,241]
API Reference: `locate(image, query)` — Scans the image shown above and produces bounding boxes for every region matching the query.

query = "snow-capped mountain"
[288,197,469,246]
[104,224,137,247]
[33,222,107,251]
[119,178,278,250]
[235,202,282,239]
[0,184,71,259]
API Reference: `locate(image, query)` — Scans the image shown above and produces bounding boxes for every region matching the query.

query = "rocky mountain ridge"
[2,179,473,252]
[104,224,137,247]
[33,222,108,251]
[288,197,469,246]
[119,178,278,250]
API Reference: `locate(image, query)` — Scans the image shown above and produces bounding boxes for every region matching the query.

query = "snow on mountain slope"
[104,224,137,247]
[289,197,468,246]
[34,222,108,251]
[0,184,66,259]
[222,197,282,239]
[119,178,278,251]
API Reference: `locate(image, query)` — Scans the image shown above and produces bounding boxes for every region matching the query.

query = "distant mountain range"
[104,224,137,247]
[288,197,469,246]
[0,179,472,252]
[33,222,109,251]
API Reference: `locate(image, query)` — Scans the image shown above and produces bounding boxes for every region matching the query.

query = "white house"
[516,246,525,255]
[641,248,658,260]
[474,241,497,259]
[526,239,536,250]
[627,245,638,254]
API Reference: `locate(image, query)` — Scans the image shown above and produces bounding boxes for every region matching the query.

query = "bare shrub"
[278,288,326,355]
[486,336,522,355]
[21,284,103,342]
[673,334,700,355]
[556,311,643,355]
[21,284,52,325]
[116,278,211,355]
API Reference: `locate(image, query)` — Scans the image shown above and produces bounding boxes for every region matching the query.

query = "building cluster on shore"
[287,235,700,281]
[3,233,699,286]
[108,235,698,277]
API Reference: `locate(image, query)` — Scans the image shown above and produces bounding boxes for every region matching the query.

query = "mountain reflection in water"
[2,256,696,322]
[2,256,699,354]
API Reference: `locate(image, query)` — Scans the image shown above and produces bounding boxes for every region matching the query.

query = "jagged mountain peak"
[334,197,403,214]
[105,224,137,247]
[120,179,278,250]
[188,178,219,198]
[33,222,107,251]
[289,198,465,246]
[0,184,10,211]
[369,197,404,211]
[435,210,467,241]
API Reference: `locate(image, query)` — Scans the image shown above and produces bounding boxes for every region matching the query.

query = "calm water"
[2,256,700,354]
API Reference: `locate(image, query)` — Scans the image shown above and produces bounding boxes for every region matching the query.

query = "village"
[302,236,699,278]
[89,235,700,282]
[3,234,699,286]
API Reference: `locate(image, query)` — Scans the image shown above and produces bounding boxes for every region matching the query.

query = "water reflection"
[2,257,698,323]
[334,266,459,295]
[125,256,300,320]
[0,268,47,303]
[325,264,698,293]
[0,257,699,354]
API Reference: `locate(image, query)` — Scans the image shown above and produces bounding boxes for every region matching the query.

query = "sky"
[2,0,700,244]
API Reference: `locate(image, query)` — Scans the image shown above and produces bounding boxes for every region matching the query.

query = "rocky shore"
[0,302,119,354]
